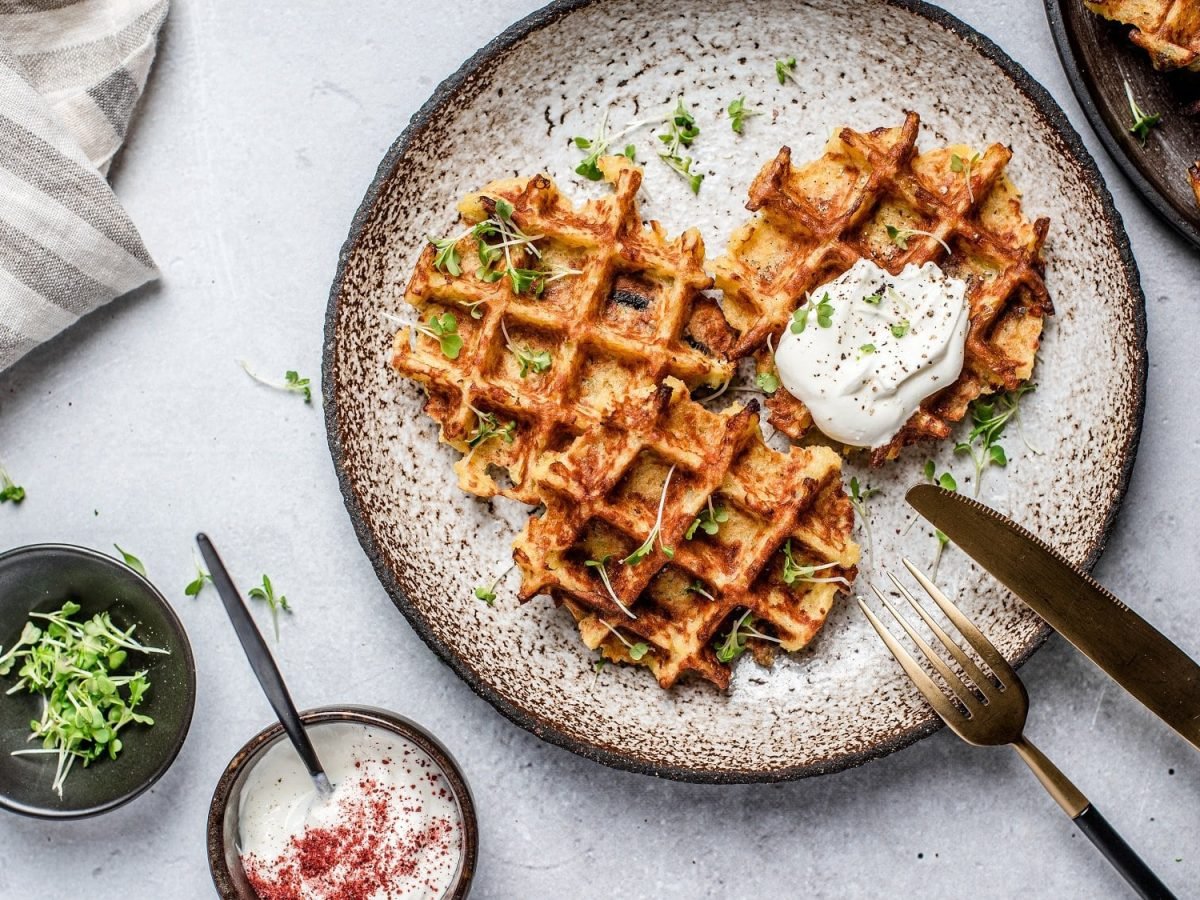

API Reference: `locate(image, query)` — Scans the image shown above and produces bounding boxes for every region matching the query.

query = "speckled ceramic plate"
[324,0,1146,782]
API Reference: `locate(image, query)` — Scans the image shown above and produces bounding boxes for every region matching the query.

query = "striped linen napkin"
[0,0,166,373]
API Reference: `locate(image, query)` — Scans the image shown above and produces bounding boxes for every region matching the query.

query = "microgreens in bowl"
[0,601,167,797]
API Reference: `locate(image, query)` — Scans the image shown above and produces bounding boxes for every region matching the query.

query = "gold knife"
[907,484,1200,752]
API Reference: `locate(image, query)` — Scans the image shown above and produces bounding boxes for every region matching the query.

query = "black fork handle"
[1073,805,1176,900]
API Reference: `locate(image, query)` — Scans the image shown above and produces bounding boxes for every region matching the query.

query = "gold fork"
[860,559,1175,900]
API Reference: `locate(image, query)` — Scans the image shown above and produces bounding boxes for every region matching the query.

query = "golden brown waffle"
[392,158,733,505]
[1086,0,1200,71]
[714,111,1052,465]
[512,377,859,689]
[1190,160,1200,208]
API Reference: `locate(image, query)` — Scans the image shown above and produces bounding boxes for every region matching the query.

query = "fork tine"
[870,585,982,713]
[902,558,1017,686]
[855,597,965,726]
[886,570,995,697]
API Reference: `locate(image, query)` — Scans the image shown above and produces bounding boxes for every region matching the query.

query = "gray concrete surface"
[0,1,1197,897]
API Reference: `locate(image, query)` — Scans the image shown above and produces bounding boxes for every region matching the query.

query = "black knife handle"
[1073,805,1176,899]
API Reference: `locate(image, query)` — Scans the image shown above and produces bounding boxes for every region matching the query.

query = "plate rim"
[1044,0,1200,250]
[322,0,1148,783]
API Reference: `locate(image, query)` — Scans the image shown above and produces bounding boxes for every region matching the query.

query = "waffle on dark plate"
[714,111,1052,465]
[1086,0,1200,71]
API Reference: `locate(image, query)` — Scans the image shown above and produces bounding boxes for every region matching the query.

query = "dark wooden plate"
[1046,0,1200,248]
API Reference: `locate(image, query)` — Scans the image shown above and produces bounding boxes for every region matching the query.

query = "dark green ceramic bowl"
[0,544,196,819]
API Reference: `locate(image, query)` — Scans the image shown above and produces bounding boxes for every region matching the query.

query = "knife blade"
[907,483,1200,752]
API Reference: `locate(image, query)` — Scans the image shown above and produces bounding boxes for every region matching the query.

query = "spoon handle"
[196,533,331,794]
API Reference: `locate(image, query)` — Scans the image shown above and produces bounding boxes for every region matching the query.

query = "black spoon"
[196,533,334,799]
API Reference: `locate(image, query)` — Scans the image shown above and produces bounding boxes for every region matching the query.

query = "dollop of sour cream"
[238,722,464,899]
[774,259,969,448]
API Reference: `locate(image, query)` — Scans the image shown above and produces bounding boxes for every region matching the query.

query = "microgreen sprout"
[727,96,761,134]
[622,465,677,564]
[598,620,649,661]
[886,224,953,256]
[500,319,552,377]
[755,371,780,394]
[890,320,910,338]
[473,200,580,296]
[239,362,314,403]
[863,292,883,305]
[953,384,1036,496]
[715,610,781,663]
[415,312,464,360]
[584,555,635,619]
[572,102,704,193]
[781,540,850,587]
[0,466,24,504]
[923,460,958,577]
[248,574,291,641]
[465,300,488,320]
[113,544,146,577]
[426,231,469,276]
[465,407,517,456]
[848,476,881,567]
[474,564,514,607]
[685,580,716,602]
[950,152,982,203]
[657,99,704,194]
[0,601,167,797]
[791,292,834,334]
[571,109,650,181]
[185,558,212,598]
[858,343,876,359]
[685,496,729,540]
[1124,80,1161,145]
[775,56,798,85]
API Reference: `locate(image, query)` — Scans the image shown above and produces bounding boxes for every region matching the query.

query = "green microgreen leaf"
[621,465,676,565]
[184,561,212,598]
[727,95,761,135]
[597,618,651,661]
[657,98,704,193]
[791,292,835,333]
[473,564,514,607]
[953,384,1034,498]
[863,292,883,305]
[858,343,876,358]
[417,312,463,359]
[0,466,24,504]
[466,408,517,454]
[775,56,798,85]
[714,610,782,664]
[886,224,953,256]
[891,320,910,338]
[950,152,982,202]
[685,497,729,540]
[239,362,315,404]
[585,555,635,619]
[780,539,849,588]
[848,476,881,566]
[248,574,291,641]
[1124,80,1161,145]
[113,544,146,577]
[755,371,780,395]
[426,233,464,276]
